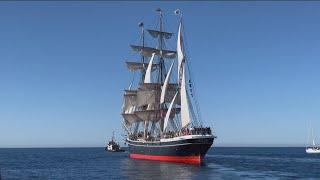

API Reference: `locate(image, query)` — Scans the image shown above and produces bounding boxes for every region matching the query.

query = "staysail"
[160,60,175,104]
[178,19,192,128]
[163,91,179,131]
[144,53,156,83]
[177,22,184,81]
[180,66,191,128]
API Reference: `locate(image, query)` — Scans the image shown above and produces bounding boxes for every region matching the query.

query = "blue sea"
[0,147,319,179]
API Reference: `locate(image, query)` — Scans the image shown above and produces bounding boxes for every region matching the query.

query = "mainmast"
[157,8,166,132]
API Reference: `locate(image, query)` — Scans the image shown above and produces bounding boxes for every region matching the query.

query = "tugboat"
[120,9,216,164]
[106,132,125,152]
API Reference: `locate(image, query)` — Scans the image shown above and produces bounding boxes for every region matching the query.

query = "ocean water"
[0,147,319,179]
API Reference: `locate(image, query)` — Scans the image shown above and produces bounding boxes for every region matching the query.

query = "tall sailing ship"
[121,9,216,164]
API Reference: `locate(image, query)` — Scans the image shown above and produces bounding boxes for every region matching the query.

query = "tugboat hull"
[127,135,214,164]
[105,148,125,152]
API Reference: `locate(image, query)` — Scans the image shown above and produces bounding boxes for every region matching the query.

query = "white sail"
[163,91,179,131]
[123,96,137,113]
[123,91,137,111]
[313,139,316,146]
[177,21,184,81]
[136,89,157,107]
[139,82,180,105]
[135,108,180,122]
[160,61,174,104]
[144,53,156,83]
[180,66,191,128]
[122,113,140,124]
[135,110,161,122]
[177,19,191,128]
[122,90,139,125]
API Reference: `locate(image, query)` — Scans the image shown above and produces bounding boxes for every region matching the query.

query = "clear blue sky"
[1,2,320,147]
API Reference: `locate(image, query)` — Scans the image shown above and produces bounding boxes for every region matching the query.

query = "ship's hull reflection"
[121,156,204,179]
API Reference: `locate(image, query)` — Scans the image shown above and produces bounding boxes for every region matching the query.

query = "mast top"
[156,8,162,14]
[174,9,182,18]
[138,22,144,28]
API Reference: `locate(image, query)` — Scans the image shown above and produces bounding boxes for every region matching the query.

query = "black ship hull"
[127,135,214,164]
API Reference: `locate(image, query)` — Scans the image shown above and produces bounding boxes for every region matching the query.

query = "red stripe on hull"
[129,153,202,164]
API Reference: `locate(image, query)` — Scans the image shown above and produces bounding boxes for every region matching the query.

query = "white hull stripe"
[127,135,214,144]
[127,142,212,147]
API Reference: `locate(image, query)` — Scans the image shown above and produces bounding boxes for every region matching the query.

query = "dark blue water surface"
[0,147,319,179]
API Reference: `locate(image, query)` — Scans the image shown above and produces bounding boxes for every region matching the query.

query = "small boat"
[106,132,125,152]
[306,127,320,154]
[306,146,320,154]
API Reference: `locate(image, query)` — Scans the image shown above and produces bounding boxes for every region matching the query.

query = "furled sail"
[140,83,178,91]
[147,29,173,39]
[163,91,179,131]
[130,45,176,59]
[124,89,137,96]
[177,22,184,81]
[125,61,158,71]
[144,53,156,83]
[160,61,174,104]
[180,66,191,128]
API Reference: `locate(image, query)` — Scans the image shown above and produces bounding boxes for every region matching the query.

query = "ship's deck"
[127,134,215,144]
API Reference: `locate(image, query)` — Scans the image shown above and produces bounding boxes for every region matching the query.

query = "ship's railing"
[163,127,212,139]
[128,127,212,141]
[128,134,160,142]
